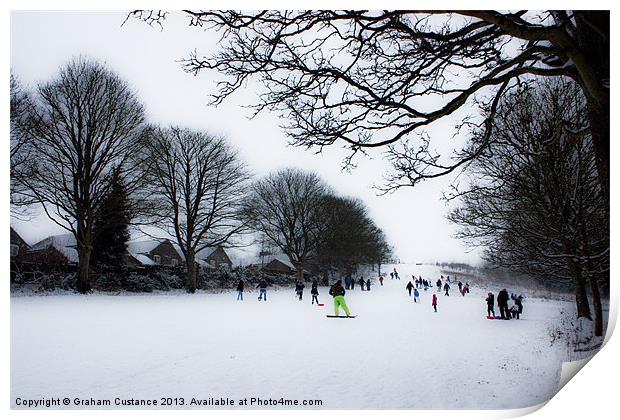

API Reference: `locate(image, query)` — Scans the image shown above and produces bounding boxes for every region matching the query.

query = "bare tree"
[448,79,608,334]
[129,10,609,206]
[10,73,36,211]
[21,58,146,293]
[142,126,250,293]
[243,168,329,282]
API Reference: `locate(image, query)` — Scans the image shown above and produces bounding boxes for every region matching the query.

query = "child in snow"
[366,278,371,291]
[329,280,351,316]
[413,288,420,303]
[379,275,384,286]
[432,294,438,312]
[393,268,400,280]
[256,278,268,301]
[436,279,442,292]
[443,282,450,296]
[486,292,495,317]
[236,279,244,301]
[311,280,320,305]
[406,281,414,296]
[295,282,305,301]
[465,282,470,294]
[390,272,394,280]
[457,281,463,295]
[359,277,366,291]
[512,295,523,319]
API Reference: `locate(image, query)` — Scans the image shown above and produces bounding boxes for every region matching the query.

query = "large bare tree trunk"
[77,245,91,294]
[296,263,304,283]
[577,11,610,209]
[587,273,604,337]
[567,258,591,320]
[186,250,197,293]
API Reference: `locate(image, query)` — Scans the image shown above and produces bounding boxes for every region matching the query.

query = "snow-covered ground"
[11,264,583,409]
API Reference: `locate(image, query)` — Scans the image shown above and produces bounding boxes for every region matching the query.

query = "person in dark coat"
[344,275,352,290]
[256,279,268,301]
[366,278,371,291]
[486,292,495,317]
[436,279,442,292]
[311,280,320,305]
[443,282,450,296]
[379,275,384,286]
[359,277,365,291]
[457,281,463,294]
[406,281,414,296]
[329,280,350,316]
[497,289,510,319]
[236,279,244,301]
[295,282,305,301]
[512,295,524,319]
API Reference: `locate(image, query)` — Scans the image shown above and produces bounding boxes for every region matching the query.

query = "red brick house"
[25,233,79,270]
[126,239,182,267]
[262,257,296,275]
[197,246,233,271]
[10,227,30,261]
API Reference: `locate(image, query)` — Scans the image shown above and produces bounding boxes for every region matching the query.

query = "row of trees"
[244,168,392,283]
[448,80,608,336]
[10,58,392,294]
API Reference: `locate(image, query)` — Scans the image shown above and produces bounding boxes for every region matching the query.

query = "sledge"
[317,303,325,307]
[326,315,357,318]
[486,316,503,320]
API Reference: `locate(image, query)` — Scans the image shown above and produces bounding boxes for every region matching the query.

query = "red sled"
[317,303,325,307]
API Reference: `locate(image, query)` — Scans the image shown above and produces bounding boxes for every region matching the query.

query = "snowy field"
[11,264,580,409]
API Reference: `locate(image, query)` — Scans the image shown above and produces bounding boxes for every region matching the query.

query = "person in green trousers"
[329,280,350,316]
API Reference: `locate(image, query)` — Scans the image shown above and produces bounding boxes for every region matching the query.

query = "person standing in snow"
[513,295,523,319]
[390,272,394,280]
[457,281,463,295]
[256,278,268,301]
[236,279,244,301]
[432,294,438,312]
[413,288,420,303]
[393,268,400,280]
[486,292,495,317]
[465,282,470,294]
[344,275,352,290]
[295,282,305,301]
[329,280,351,316]
[359,276,365,291]
[406,281,414,296]
[379,275,384,286]
[366,278,371,291]
[436,278,442,292]
[311,279,320,305]
[443,282,450,296]
[497,289,510,319]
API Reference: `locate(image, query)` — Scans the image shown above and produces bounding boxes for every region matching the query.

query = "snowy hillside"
[11,264,583,409]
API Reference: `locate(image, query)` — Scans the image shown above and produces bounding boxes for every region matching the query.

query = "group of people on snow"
[237,267,524,322]
[486,289,524,319]
[344,274,373,291]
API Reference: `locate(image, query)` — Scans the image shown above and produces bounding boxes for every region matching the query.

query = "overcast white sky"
[10,10,483,265]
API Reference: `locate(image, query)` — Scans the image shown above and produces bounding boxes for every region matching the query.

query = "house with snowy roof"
[25,233,79,269]
[260,254,297,275]
[126,239,182,268]
[10,227,30,261]
[196,246,233,271]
